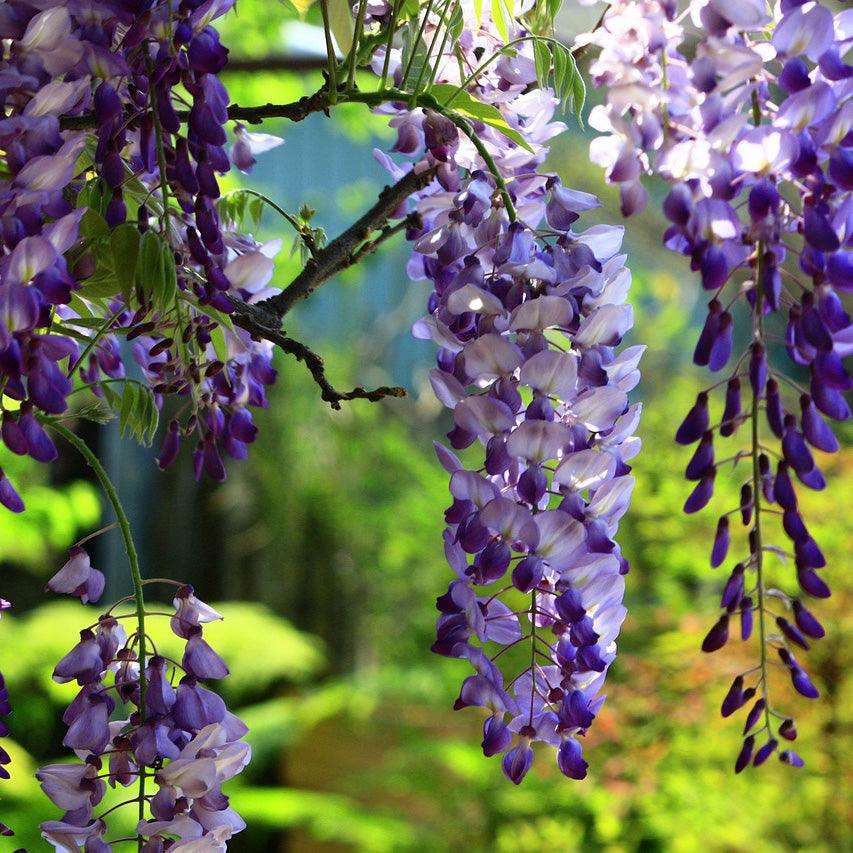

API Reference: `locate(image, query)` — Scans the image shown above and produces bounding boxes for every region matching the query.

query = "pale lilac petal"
[554,449,617,491]
[446,284,505,315]
[574,304,633,347]
[518,350,578,398]
[453,396,516,437]
[505,420,572,462]
[572,386,628,431]
[463,334,522,380]
[535,510,586,570]
[509,296,573,330]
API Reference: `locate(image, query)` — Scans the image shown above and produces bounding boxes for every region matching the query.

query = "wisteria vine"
[588,0,850,770]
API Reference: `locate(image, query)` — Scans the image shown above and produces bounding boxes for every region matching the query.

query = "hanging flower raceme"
[39,572,249,850]
[587,0,851,770]
[371,1,641,782]
[0,0,283,508]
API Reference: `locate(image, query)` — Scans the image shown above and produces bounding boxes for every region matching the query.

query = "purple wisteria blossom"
[372,1,641,782]
[587,0,851,769]
[38,578,249,849]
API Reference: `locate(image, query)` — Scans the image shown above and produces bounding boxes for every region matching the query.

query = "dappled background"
[0,3,850,850]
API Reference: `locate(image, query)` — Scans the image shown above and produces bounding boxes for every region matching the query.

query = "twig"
[258,166,434,318]
[229,302,406,409]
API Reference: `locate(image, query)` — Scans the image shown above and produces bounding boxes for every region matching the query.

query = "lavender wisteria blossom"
[0,0,281,500]
[587,0,851,770]
[371,1,641,782]
[39,575,249,849]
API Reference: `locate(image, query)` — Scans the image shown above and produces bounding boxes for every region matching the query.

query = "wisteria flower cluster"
[0,0,281,508]
[39,566,249,850]
[588,0,851,769]
[0,0,284,844]
[371,1,641,782]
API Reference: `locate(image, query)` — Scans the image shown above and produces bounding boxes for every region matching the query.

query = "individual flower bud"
[685,432,714,480]
[720,377,741,437]
[182,626,229,680]
[53,630,104,685]
[146,656,177,716]
[710,516,730,567]
[701,615,729,652]
[471,539,511,585]
[63,695,110,754]
[765,379,785,437]
[779,718,797,741]
[693,300,721,366]
[753,738,777,767]
[776,616,809,650]
[0,469,24,513]
[743,698,766,734]
[481,715,511,757]
[779,749,805,767]
[782,414,814,474]
[740,598,754,640]
[720,675,745,717]
[700,244,728,290]
[799,394,839,453]
[684,470,715,514]
[735,736,754,773]
[774,461,798,511]
[171,585,223,639]
[46,547,105,604]
[721,564,744,610]
[557,737,588,780]
[739,484,753,526]
[675,392,709,445]
[423,110,459,163]
[501,739,533,785]
[748,343,767,397]
[792,600,824,639]
[173,676,227,732]
[790,666,820,699]
[708,311,733,372]
[797,567,831,599]
[511,555,544,593]
[156,420,182,471]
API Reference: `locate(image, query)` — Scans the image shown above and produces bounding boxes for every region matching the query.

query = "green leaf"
[553,41,568,102]
[326,0,354,55]
[569,51,586,124]
[158,243,178,308]
[448,3,464,39]
[474,0,483,23]
[74,399,116,426]
[136,231,164,296]
[533,38,551,89]
[117,382,159,446]
[110,224,140,300]
[79,209,110,241]
[491,0,514,42]
[429,84,533,153]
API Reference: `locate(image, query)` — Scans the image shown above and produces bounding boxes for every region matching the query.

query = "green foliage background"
[0,3,850,850]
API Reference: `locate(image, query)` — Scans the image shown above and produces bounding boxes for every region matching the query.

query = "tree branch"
[223,55,328,75]
[257,166,434,318]
[229,300,405,409]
